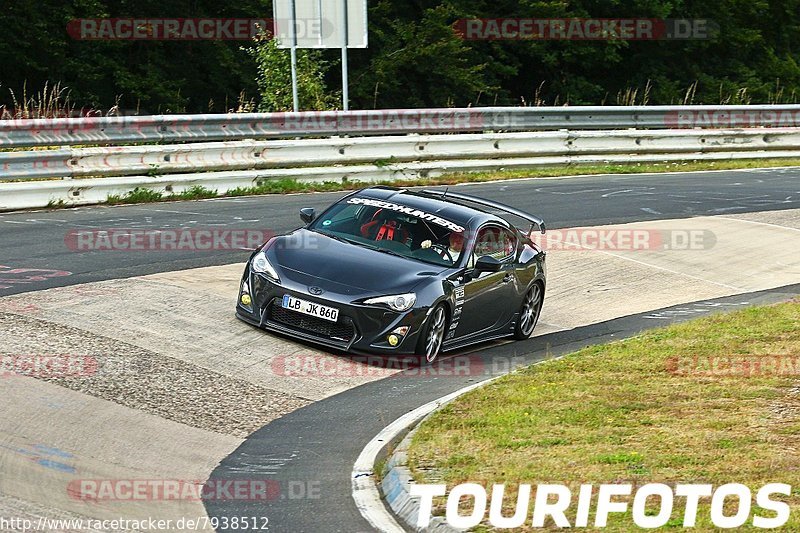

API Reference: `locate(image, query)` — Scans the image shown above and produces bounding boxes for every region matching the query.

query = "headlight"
[251,250,280,282]
[364,293,416,312]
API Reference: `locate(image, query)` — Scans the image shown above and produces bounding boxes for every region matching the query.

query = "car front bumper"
[236,267,430,355]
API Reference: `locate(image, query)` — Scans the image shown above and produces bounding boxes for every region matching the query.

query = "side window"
[500,228,517,257]
[474,226,517,261]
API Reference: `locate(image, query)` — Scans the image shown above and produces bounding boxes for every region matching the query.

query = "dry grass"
[0,81,118,120]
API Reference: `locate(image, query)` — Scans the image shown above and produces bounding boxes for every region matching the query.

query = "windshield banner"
[347,197,466,233]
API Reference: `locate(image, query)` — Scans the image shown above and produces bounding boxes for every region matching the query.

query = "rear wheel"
[417,304,447,364]
[514,283,543,340]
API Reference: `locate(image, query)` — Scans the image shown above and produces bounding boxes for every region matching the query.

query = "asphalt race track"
[205,285,800,533]
[1,167,799,532]
[0,167,797,296]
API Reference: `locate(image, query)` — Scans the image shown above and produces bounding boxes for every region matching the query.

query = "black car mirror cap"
[474,255,503,273]
[300,207,316,224]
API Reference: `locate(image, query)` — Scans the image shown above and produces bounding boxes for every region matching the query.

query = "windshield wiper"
[374,247,407,259]
[313,229,356,245]
[315,230,394,252]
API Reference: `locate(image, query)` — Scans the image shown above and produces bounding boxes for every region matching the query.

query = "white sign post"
[273,0,368,111]
[340,0,349,110]
[288,0,299,112]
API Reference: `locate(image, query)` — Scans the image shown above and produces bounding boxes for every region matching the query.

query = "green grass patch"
[107,187,165,204]
[227,178,357,196]
[226,159,800,198]
[106,185,217,205]
[46,198,66,208]
[172,185,218,200]
[407,301,800,531]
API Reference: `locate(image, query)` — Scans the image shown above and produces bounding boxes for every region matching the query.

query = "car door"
[451,224,518,339]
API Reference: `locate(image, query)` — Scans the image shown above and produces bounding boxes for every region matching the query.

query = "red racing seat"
[360,219,409,242]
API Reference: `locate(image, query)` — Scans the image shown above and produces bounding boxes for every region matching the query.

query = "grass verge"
[226,159,800,197]
[104,185,218,205]
[407,300,800,531]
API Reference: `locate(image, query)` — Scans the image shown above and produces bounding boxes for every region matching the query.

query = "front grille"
[269,300,355,342]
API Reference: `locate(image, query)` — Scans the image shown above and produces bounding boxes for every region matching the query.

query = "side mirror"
[300,207,316,224]
[474,255,502,273]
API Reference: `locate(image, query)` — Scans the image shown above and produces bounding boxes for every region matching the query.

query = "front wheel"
[514,283,543,340]
[416,304,447,364]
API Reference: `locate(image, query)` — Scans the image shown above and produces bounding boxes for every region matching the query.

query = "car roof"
[350,186,503,229]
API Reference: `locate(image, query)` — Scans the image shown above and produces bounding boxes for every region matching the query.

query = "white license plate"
[282,294,339,322]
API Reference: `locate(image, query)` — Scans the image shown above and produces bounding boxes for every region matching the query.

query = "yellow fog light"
[387,334,399,346]
[241,294,252,306]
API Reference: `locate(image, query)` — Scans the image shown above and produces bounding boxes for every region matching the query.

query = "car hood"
[268,229,446,294]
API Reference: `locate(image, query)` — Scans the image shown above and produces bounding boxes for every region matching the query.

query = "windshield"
[309,197,467,267]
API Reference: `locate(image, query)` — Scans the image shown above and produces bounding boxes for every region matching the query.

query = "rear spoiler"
[421,189,546,234]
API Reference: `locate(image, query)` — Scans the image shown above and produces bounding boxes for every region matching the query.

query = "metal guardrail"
[4,129,800,181]
[3,105,800,210]
[3,105,800,148]
[3,144,800,211]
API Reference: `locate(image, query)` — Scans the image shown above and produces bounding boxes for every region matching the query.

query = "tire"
[514,282,543,340]
[416,304,448,364]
